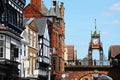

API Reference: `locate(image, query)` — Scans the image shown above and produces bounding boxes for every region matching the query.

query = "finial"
[94,19,96,29]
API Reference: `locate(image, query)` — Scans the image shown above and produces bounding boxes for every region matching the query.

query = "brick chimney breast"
[30,0,42,12]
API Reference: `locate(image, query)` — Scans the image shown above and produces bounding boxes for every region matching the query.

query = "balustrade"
[65,60,110,66]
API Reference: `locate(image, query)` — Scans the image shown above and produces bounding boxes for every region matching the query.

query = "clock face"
[92,38,99,45]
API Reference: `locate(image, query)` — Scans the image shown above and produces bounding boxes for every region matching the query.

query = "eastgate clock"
[92,38,99,45]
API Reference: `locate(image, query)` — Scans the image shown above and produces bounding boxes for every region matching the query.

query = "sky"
[26,0,120,60]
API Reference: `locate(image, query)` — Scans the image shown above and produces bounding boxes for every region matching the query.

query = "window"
[59,58,62,72]
[53,58,56,70]
[13,11,17,26]
[10,43,18,60]
[29,57,33,75]
[59,35,62,48]
[0,34,5,58]
[0,47,3,57]
[33,33,36,48]
[24,45,26,56]
[8,7,17,26]
[17,13,20,27]
[10,44,15,60]
[1,12,5,22]
[33,57,36,70]
[38,36,43,56]
[20,14,23,28]
[29,32,32,47]
[15,0,18,3]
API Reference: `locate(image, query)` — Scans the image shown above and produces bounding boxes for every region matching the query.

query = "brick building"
[23,18,38,79]
[34,18,51,80]
[65,45,77,65]
[23,0,65,80]
[108,45,120,66]
[23,0,48,18]
[47,0,65,80]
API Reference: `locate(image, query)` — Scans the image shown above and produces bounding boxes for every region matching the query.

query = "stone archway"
[79,70,108,79]
[79,73,112,80]
[65,64,120,80]
[65,70,111,80]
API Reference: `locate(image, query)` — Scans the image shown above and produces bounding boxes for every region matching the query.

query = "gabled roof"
[23,18,38,32]
[34,18,48,35]
[23,3,45,18]
[24,1,49,17]
[23,18,34,25]
[109,45,120,58]
[30,4,45,16]
[21,30,28,43]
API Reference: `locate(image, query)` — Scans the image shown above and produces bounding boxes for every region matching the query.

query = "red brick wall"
[23,4,44,18]
[30,0,42,12]
[27,20,38,75]
[65,66,120,80]
[65,45,75,60]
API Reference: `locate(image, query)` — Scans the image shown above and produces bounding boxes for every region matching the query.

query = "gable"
[109,45,120,58]
[29,20,38,32]
[34,18,49,41]
[21,30,28,42]
[23,4,44,18]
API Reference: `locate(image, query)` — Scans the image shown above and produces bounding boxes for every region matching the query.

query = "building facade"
[34,18,50,80]
[64,47,68,65]
[23,18,38,79]
[65,45,77,65]
[0,0,26,80]
[23,0,51,80]
[108,45,120,66]
[47,0,65,79]
[20,25,28,78]
[23,0,48,18]
[23,0,65,80]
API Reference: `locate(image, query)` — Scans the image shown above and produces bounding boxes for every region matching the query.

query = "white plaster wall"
[6,35,11,59]
[5,35,21,60]
[20,30,29,77]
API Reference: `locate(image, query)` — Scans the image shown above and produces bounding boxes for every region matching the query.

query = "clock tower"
[88,19,103,65]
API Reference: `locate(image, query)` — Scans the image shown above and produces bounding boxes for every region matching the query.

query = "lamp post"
[48,66,51,80]
[62,74,66,80]
[48,47,52,80]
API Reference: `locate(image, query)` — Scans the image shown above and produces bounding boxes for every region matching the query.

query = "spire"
[94,19,96,29]
[92,19,100,37]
